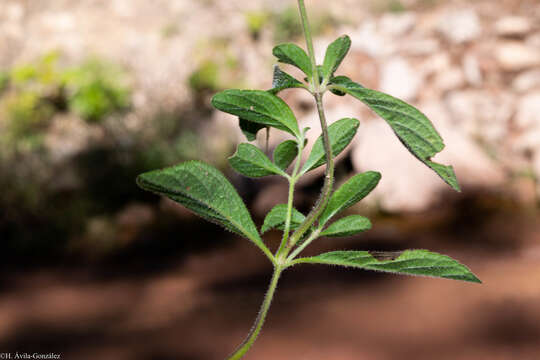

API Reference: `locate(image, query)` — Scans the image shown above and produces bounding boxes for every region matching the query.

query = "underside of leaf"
[293,250,481,283]
[211,89,300,138]
[262,204,306,234]
[329,76,460,192]
[269,66,305,95]
[229,143,285,178]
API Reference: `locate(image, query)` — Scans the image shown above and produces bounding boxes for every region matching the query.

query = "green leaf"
[212,89,300,138]
[239,118,266,141]
[229,143,285,178]
[137,161,269,257]
[301,118,360,174]
[329,76,460,192]
[273,140,299,171]
[261,204,306,234]
[322,35,351,81]
[320,171,381,225]
[269,66,304,95]
[320,215,371,237]
[272,43,312,78]
[293,250,481,283]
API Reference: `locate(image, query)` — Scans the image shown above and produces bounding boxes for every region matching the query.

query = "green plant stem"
[228,3,334,358]
[226,266,282,360]
[288,93,334,248]
[297,0,318,87]
[286,0,335,249]
[276,138,305,259]
[286,227,321,262]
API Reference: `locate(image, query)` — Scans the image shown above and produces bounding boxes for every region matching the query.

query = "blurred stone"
[400,37,440,56]
[352,120,441,212]
[495,42,540,71]
[437,9,482,44]
[463,54,483,86]
[379,57,422,101]
[40,12,76,31]
[252,182,289,218]
[116,203,155,229]
[515,92,540,129]
[494,16,532,37]
[511,177,538,207]
[351,102,504,212]
[434,67,465,92]
[445,90,514,143]
[511,127,540,154]
[350,20,393,58]
[420,53,451,76]
[5,3,24,21]
[44,115,105,163]
[526,32,540,48]
[513,70,540,93]
[116,203,155,245]
[379,12,416,37]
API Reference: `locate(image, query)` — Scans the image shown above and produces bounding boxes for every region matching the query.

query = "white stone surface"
[515,92,540,129]
[494,16,532,37]
[513,70,540,93]
[495,42,540,71]
[379,57,422,101]
[351,102,504,212]
[437,9,482,44]
[379,12,416,37]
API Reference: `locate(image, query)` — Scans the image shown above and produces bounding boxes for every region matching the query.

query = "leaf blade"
[273,43,312,78]
[320,171,381,225]
[261,204,306,234]
[322,35,351,81]
[229,143,286,178]
[269,66,305,95]
[212,89,300,138]
[136,161,269,258]
[330,77,460,191]
[301,118,360,173]
[239,118,266,142]
[320,215,372,237]
[293,250,481,283]
[274,140,299,171]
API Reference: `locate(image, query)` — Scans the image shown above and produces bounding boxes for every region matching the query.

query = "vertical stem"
[285,0,335,248]
[297,0,318,87]
[226,267,282,360]
[276,139,304,259]
[288,94,333,247]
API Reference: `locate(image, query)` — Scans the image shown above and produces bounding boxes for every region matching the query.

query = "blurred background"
[1,0,540,359]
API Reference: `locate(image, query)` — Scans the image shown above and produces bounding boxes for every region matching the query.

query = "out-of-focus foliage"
[188,39,242,97]
[0,52,234,263]
[189,60,220,94]
[63,59,131,122]
[0,52,131,154]
[245,11,270,39]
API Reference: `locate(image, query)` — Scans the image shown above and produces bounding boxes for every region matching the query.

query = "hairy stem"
[226,267,282,360]
[297,0,318,86]
[286,227,321,262]
[227,3,334,359]
[288,93,334,248]
[276,138,304,258]
[286,0,335,249]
